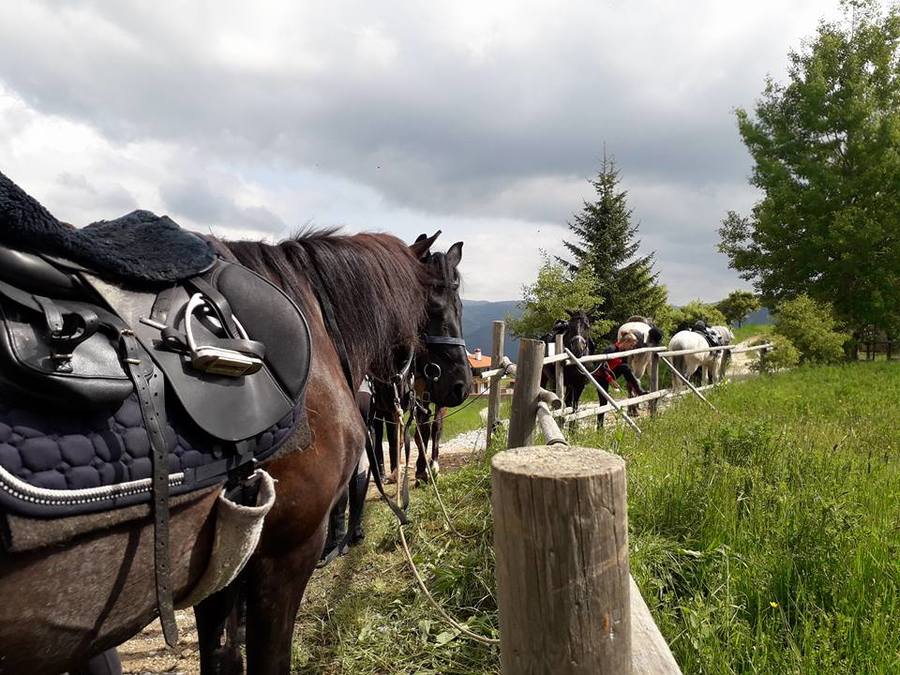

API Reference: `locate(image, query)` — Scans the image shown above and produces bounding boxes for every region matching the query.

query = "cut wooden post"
[506,339,544,449]
[554,333,565,405]
[649,352,660,416]
[492,446,630,674]
[487,320,506,440]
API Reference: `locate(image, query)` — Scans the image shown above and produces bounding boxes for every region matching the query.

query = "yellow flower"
[769,601,779,608]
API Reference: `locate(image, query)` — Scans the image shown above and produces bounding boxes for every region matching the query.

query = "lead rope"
[392,393,498,646]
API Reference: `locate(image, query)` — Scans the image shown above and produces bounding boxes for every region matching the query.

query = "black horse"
[541,310,594,411]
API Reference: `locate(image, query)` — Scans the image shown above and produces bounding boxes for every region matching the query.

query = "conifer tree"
[558,154,666,331]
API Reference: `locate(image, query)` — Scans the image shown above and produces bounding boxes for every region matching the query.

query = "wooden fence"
[484,322,773,674]
[861,340,898,360]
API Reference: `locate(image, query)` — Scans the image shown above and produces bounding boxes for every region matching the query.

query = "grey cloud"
[47,172,139,221]
[161,176,286,234]
[0,0,836,225]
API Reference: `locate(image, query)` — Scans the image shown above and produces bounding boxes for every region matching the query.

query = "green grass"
[294,362,899,673]
[732,323,773,343]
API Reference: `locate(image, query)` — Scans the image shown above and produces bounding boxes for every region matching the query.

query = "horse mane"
[218,229,428,382]
[625,315,649,324]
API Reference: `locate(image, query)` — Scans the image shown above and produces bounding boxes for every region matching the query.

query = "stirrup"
[183,293,263,376]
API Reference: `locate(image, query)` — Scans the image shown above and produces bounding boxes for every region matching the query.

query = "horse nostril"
[453,382,467,403]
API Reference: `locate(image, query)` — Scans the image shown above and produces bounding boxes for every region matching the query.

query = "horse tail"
[673,354,685,380]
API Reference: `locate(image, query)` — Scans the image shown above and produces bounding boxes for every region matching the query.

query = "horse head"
[564,309,592,358]
[410,233,472,407]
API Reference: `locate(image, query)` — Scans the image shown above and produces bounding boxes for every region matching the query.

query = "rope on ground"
[397,523,499,647]
[421,455,480,540]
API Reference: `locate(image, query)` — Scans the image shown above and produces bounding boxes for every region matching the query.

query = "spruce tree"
[558,155,666,332]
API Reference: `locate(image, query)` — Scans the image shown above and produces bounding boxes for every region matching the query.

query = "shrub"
[750,334,800,373]
[678,300,727,329]
[773,295,848,364]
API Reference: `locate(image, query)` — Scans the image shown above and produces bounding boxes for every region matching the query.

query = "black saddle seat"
[1,170,214,283]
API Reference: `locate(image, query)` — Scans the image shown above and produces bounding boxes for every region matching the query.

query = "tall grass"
[294,362,899,673]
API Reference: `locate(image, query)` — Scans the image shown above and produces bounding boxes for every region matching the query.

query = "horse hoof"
[415,472,429,485]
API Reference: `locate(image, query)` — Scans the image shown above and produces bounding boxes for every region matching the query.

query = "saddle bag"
[0,251,135,409]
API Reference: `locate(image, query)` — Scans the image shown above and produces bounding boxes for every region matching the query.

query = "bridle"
[420,334,467,384]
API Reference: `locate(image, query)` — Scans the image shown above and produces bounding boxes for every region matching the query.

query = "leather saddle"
[0,239,311,645]
[0,244,312,508]
[691,327,721,348]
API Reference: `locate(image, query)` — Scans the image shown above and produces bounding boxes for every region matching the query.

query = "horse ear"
[410,230,441,259]
[446,241,463,268]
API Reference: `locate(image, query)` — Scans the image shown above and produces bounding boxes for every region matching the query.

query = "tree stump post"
[492,446,630,674]
[487,320,506,440]
[506,339,544,449]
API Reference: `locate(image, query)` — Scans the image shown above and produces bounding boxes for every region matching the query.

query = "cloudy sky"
[0,0,851,302]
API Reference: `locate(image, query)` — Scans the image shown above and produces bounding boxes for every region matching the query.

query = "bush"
[773,295,848,364]
[750,333,800,373]
[678,299,727,329]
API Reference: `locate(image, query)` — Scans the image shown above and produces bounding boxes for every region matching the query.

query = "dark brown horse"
[0,230,470,674]
[541,310,594,411]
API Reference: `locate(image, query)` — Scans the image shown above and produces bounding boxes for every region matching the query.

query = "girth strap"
[119,331,179,647]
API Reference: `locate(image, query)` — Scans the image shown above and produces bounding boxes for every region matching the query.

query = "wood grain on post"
[487,320,506,440]
[506,338,544,449]
[649,352,660,416]
[555,333,565,405]
[492,446,630,674]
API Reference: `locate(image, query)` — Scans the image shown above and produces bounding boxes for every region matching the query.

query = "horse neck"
[290,236,426,386]
[219,234,426,388]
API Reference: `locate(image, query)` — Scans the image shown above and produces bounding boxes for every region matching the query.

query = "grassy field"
[294,361,898,674]
[732,322,773,343]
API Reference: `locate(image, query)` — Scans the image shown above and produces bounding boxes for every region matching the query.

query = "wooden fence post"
[554,333,565,406]
[649,352,660,416]
[506,339,544,449]
[487,320,506,440]
[492,446,631,674]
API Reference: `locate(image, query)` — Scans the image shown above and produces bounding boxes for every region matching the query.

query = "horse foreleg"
[414,406,431,482]
[430,407,445,476]
[194,579,245,675]
[243,524,326,675]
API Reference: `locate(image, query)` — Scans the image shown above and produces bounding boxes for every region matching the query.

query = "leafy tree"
[507,256,604,338]
[774,294,849,364]
[558,154,667,332]
[719,0,900,340]
[677,300,728,330]
[716,290,761,327]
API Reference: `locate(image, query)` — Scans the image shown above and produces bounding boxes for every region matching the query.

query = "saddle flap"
[84,261,310,443]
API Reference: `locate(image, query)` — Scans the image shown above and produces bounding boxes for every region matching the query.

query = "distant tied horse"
[0,171,470,675]
[541,310,594,411]
[617,315,664,383]
[667,325,734,390]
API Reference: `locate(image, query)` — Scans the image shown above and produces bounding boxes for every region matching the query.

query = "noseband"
[421,334,467,384]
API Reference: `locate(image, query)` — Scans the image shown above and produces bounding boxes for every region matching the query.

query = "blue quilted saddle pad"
[0,393,303,518]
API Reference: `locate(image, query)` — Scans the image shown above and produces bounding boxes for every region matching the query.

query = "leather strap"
[119,331,179,647]
[423,335,467,347]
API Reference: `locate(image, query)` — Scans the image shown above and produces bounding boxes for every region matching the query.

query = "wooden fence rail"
[483,323,774,673]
